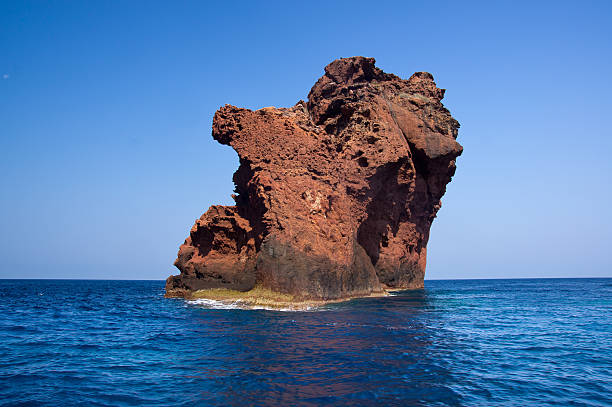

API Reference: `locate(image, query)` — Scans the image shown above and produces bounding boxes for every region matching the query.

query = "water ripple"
[0,278,610,406]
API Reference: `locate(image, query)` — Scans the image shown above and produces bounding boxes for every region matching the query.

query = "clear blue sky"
[1,0,610,280]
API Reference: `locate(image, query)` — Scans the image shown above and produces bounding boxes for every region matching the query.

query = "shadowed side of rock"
[166,57,462,302]
[166,205,257,297]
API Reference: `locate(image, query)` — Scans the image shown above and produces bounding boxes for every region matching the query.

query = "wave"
[184,298,315,312]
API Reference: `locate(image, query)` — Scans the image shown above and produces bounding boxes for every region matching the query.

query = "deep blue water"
[0,279,610,406]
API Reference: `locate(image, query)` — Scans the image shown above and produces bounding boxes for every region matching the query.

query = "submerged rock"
[166,57,462,301]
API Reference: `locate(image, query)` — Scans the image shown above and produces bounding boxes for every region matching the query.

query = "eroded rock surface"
[166,57,462,300]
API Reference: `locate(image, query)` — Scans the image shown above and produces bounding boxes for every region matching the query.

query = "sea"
[0,278,610,406]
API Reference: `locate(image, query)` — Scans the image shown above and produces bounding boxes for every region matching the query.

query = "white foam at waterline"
[185,298,317,312]
[186,298,242,310]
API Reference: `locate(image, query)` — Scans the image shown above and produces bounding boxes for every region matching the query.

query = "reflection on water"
[0,279,610,406]
[184,290,462,406]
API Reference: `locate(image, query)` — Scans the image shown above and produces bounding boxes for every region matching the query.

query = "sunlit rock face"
[166,57,462,300]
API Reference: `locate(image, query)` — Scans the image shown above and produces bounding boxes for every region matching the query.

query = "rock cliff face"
[166,57,462,301]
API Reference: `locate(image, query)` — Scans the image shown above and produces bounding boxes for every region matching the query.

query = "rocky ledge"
[166,57,462,305]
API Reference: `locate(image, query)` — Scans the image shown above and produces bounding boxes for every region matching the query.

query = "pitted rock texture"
[166,57,462,300]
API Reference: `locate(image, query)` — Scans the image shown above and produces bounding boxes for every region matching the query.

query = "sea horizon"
[1,276,609,281]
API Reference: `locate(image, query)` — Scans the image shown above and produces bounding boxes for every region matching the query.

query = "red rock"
[166,57,462,301]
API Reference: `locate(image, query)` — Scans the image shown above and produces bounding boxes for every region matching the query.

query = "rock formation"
[166,57,462,301]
